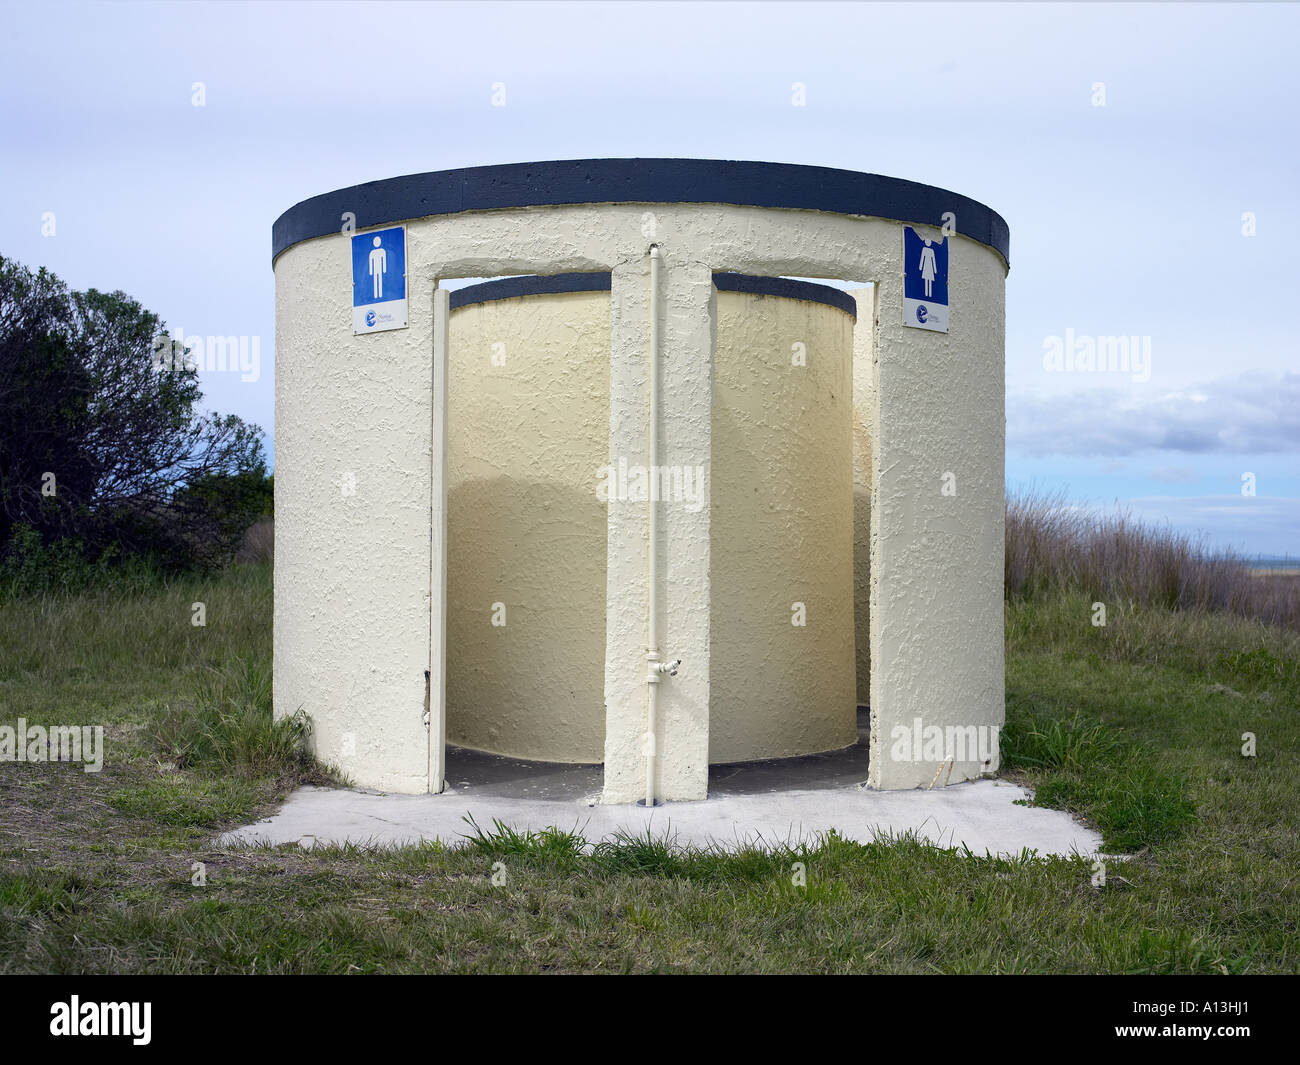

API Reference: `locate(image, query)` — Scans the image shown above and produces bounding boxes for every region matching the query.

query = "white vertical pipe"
[645,244,662,807]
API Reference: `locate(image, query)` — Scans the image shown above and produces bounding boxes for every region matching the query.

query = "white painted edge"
[428,286,450,793]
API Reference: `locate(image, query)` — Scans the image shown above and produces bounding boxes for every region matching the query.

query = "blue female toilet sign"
[902,226,949,333]
[352,226,407,334]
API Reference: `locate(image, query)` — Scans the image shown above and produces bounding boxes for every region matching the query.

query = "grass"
[1006,489,1300,628]
[152,656,314,778]
[1,561,1298,972]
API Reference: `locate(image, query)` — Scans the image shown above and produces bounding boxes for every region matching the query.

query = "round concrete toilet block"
[271,159,1009,802]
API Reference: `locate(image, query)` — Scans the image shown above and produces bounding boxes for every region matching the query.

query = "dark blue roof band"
[273,158,1009,268]
[447,272,856,317]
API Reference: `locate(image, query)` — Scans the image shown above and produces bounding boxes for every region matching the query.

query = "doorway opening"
[706,275,876,792]
[439,273,612,797]
[434,271,879,798]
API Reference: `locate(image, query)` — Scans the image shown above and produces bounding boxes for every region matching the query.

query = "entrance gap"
[706,275,876,794]
[436,273,611,801]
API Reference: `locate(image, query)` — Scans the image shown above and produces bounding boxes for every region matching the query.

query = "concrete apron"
[218,779,1103,858]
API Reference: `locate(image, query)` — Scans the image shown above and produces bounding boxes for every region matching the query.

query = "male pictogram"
[369,236,387,299]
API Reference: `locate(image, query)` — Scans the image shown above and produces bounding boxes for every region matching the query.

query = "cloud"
[1009,372,1300,457]
[1149,465,1201,485]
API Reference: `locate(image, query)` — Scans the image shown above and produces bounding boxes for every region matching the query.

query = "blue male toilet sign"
[902,226,949,333]
[352,226,407,334]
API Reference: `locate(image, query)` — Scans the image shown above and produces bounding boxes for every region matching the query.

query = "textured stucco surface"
[274,197,1006,799]
[867,231,1006,789]
[710,289,856,762]
[273,235,432,794]
[443,284,856,767]
[445,290,610,762]
[850,286,875,708]
[602,256,714,802]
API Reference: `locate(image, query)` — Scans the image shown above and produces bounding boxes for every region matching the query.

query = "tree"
[0,254,267,569]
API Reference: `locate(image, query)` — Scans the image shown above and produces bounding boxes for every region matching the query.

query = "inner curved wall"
[850,286,875,708]
[709,283,857,762]
[446,284,610,762]
[445,274,858,765]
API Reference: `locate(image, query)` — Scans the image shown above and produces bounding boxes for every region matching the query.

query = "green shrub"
[0,523,163,598]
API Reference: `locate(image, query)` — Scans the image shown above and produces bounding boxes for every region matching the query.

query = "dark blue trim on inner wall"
[272,159,1010,268]
[447,272,856,318]
[448,272,610,310]
[713,273,856,318]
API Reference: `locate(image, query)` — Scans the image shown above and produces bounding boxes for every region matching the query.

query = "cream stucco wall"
[445,289,609,762]
[710,288,857,762]
[273,198,1006,800]
[442,282,857,766]
[273,234,432,794]
[850,285,875,708]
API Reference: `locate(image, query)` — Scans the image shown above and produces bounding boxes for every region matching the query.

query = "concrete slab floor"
[220,726,1103,858]
[438,707,875,802]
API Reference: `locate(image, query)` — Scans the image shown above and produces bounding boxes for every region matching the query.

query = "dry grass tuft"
[1006,489,1300,630]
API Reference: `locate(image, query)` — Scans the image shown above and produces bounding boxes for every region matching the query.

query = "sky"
[1,1,1296,556]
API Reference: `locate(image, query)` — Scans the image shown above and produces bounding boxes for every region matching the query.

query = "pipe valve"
[646,651,681,683]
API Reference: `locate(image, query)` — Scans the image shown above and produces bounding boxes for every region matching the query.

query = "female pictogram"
[919,239,937,298]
